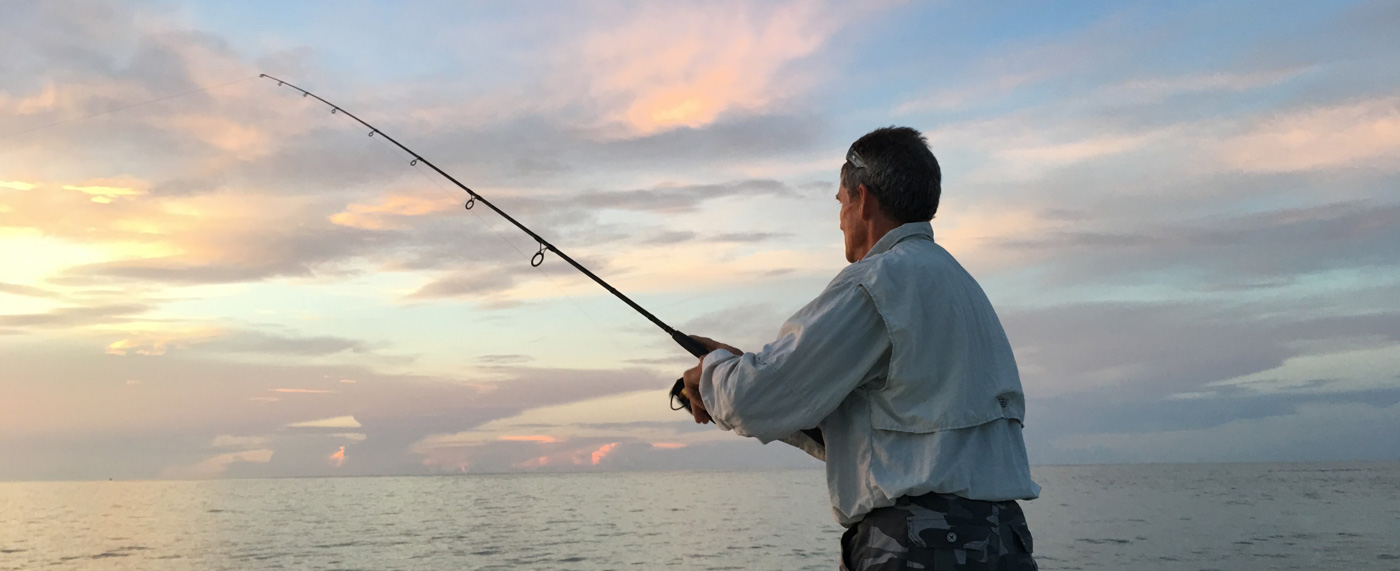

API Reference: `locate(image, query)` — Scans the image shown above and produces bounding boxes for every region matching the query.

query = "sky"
[1,0,1397,481]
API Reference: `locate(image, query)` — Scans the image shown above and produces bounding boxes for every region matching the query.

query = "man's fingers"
[688,334,742,355]
[689,335,719,351]
[681,363,710,424]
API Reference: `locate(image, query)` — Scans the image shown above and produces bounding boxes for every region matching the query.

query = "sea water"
[2,462,1397,570]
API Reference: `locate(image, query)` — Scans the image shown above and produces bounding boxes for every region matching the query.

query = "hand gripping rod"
[259,74,710,411]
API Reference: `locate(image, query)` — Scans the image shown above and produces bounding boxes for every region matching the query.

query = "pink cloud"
[583,0,835,134]
[500,434,559,444]
[329,193,456,231]
[590,442,620,465]
[1221,97,1400,173]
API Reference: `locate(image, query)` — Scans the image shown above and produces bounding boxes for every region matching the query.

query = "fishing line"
[258,73,722,417]
[0,75,262,141]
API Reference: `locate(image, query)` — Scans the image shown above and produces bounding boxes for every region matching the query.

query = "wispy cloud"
[1220,97,1400,173]
[288,415,362,429]
[583,0,834,134]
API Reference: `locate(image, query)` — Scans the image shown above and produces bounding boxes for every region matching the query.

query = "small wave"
[1076,538,1132,545]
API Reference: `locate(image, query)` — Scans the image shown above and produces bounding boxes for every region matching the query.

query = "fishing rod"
[258,74,716,414]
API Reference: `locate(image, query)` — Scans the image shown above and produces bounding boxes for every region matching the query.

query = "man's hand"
[689,335,741,355]
[681,336,742,425]
[682,363,711,424]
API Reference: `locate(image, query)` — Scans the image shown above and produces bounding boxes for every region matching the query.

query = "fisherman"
[681,126,1040,570]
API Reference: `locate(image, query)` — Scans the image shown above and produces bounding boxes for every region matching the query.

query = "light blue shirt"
[699,222,1040,526]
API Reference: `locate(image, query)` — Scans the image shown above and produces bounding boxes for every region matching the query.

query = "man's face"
[837,185,865,263]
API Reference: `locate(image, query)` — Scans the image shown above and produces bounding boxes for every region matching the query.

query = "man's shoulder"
[828,233,953,291]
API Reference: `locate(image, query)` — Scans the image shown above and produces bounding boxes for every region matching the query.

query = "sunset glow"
[3,0,1398,481]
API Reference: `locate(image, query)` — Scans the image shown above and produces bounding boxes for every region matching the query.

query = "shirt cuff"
[698,348,738,430]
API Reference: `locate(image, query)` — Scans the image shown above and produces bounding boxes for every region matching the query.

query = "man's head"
[837,126,942,262]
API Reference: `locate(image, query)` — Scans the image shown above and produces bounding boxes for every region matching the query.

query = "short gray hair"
[840,126,941,222]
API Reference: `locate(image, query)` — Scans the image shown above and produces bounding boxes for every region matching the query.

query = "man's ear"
[857,184,878,221]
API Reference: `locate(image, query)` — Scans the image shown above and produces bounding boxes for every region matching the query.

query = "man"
[681,126,1040,570]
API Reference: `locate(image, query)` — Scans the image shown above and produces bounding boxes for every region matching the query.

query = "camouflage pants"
[840,492,1037,570]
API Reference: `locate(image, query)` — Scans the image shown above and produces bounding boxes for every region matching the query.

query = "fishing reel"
[667,331,710,413]
[669,378,693,412]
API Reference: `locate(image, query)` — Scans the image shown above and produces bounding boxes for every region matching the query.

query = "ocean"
[2,462,1397,570]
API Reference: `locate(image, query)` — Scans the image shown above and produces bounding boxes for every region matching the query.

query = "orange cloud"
[329,194,455,230]
[329,446,346,468]
[515,455,550,469]
[650,442,687,449]
[590,442,620,465]
[500,434,559,444]
[1221,97,1400,172]
[272,388,336,394]
[585,0,833,134]
[164,114,270,160]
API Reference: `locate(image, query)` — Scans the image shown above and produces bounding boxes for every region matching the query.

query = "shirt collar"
[865,221,934,258]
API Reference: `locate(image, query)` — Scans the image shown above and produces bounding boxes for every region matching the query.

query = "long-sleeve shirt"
[698,222,1040,526]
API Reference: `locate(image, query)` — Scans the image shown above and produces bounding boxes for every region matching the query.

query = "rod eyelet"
[464,197,476,210]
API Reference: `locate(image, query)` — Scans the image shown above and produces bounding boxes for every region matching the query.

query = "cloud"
[287,415,361,429]
[1220,97,1400,173]
[476,354,534,365]
[211,435,269,448]
[1,337,678,478]
[589,442,620,465]
[63,179,147,204]
[998,201,1400,285]
[202,330,373,356]
[0,281,60,298]
[569,179,798,213]
[582,0,834,134]
[1097,67,1312,102]
[161,448,273,479]
[329,193,457,231]
[500,435,558,444]
[0,303,148,328]
[1044,400,1400,464]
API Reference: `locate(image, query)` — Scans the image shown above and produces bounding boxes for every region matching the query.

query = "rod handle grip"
[671,330,709,358]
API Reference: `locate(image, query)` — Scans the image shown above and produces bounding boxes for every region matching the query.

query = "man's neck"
[854,219,903,261]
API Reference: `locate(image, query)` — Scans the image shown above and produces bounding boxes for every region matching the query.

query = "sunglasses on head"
[846,147,867,169]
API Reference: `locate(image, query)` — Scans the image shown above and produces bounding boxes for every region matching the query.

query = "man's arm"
[690,280,889,444]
